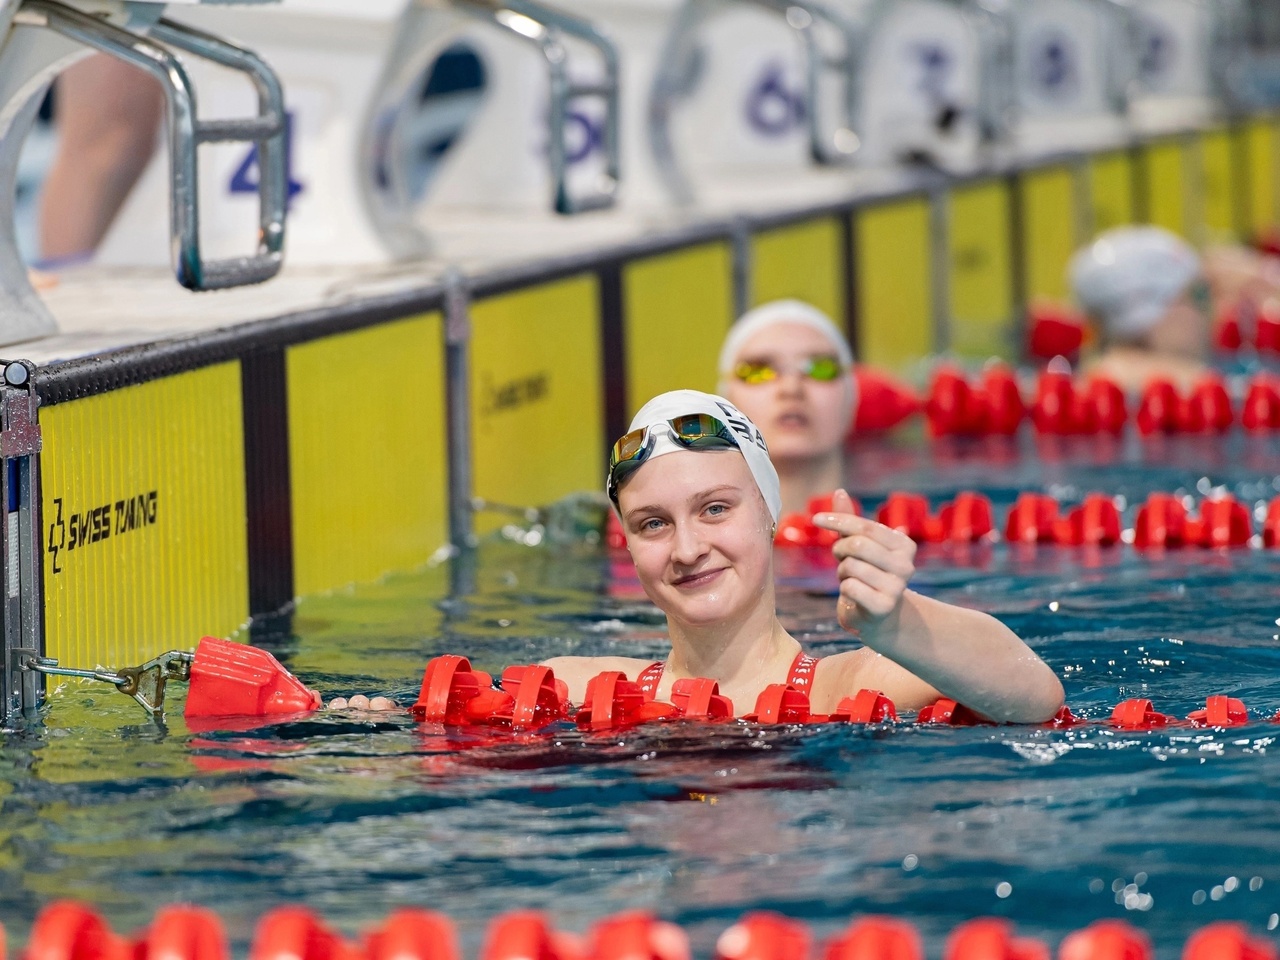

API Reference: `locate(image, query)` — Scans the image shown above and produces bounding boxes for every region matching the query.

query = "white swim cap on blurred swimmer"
[718,300,855,380]
[617,390,781,523]
[1070,227,1201,339]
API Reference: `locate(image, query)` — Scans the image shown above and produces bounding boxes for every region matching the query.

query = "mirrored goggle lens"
[734,357,844,384]
[804,356,844,381]
[609,427,649,469]
[734,362,777,385]
[669,413,734,445]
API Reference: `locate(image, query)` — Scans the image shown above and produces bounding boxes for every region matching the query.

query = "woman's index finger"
[815,511,913,549]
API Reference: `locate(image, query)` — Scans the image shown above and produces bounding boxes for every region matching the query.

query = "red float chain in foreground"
[15,900,1277,960]
[400,654,1273,736]
[175,641,1267,737]
[769,489,1280,550]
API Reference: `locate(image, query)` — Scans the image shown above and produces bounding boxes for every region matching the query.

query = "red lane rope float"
[174,637,1267,736]
[18,901,1280,960]
[1026,303,1089,364]
[407,655,1260,734]
[365,910,459,960]
[913,366,1280,438]
[250,906,358,960]
[1059,919,1151,960]
[853,368,922,434]
[184,637,321,728]
[774,489,1280,550]
[1183,922,1279,960]
[945,918,1049,960]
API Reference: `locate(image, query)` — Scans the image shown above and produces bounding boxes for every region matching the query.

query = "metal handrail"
[20,0,287,290]
[648,0,861,206]
[457,0,621,214]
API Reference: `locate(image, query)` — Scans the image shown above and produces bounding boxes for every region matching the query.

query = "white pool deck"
[14,120,1176,370]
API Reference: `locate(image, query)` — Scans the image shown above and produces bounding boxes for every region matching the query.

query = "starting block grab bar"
[650,0,860,205]
[17,0,287,290]
[458,0,621,215]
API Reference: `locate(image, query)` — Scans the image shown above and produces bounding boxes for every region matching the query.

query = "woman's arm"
[813,490,1064,723]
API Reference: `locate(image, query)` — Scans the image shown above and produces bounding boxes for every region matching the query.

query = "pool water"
[4,428,1280,958]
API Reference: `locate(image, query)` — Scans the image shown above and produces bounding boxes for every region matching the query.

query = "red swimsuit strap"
[636,661,664,701]
[787,652,820,695]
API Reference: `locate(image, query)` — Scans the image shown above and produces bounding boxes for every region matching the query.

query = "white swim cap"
[614,389,782,524]
[1070,227,1202,339]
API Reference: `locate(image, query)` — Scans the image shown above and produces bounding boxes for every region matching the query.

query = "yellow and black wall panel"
[852,193,934,372]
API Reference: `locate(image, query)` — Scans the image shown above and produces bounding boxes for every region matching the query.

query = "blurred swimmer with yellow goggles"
[718,300,857,516]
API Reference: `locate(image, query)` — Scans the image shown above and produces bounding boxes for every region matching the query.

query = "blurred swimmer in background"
[718,300,857,516]
[37,56,164,269]
[1070,226,1211,392]
[547,389,1064,721]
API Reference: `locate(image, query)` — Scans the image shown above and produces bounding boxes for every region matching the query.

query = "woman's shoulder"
[542,655,660,702]
[542,655,657,674]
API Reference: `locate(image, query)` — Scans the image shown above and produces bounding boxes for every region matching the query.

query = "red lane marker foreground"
[17,901,1280,960]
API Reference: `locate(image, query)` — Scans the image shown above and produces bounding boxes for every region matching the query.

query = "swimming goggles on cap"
[733,355,844,385]
[607,414,740,502]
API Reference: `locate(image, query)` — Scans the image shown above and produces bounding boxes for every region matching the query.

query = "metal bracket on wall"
[0,360,42,726]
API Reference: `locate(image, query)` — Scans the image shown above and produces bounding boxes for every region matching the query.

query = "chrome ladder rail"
[19,0,287,290]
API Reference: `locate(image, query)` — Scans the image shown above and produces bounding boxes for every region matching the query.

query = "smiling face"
[722,320,854,464]
[615,448,775,631]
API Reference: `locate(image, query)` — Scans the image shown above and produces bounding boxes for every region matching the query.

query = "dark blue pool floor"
[4,429,1280,958]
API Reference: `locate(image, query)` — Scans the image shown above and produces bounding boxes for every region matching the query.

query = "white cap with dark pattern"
[617,390,782,523]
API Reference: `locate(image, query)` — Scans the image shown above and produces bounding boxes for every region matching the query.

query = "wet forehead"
[618,447,757,511]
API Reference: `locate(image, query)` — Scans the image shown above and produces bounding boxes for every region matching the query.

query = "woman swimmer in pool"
[545,390,1065,721]
[717,301,856,518]
[1071,226,1212,393]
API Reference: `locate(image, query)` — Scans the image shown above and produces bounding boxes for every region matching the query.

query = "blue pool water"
[4,427,1280,957]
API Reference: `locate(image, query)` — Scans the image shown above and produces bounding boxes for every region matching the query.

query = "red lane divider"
[945,919,1048,960]
[715,913,810,960]
[410,658,569,732]
[1183,922,1278,960]
[1188,696,1250,728]
[825,917,923,960]
[1026,303,1089,363]
[775,488,1280,551]
[136,907,227,960]
[185,637,322,723]
[364,910,459,960]
[926,365,1027,437]
[1059,919,1151,960]
[176,641,1265,735]
[1110,699,1173,730]
[910,366,1280,438]
[25,901,130,960]
[480,912,570,960]
[854,368,922,435]
[776,494,858,549]
[406,657,1260,734]
[17,902,1280,960]
[251,906,358,960]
